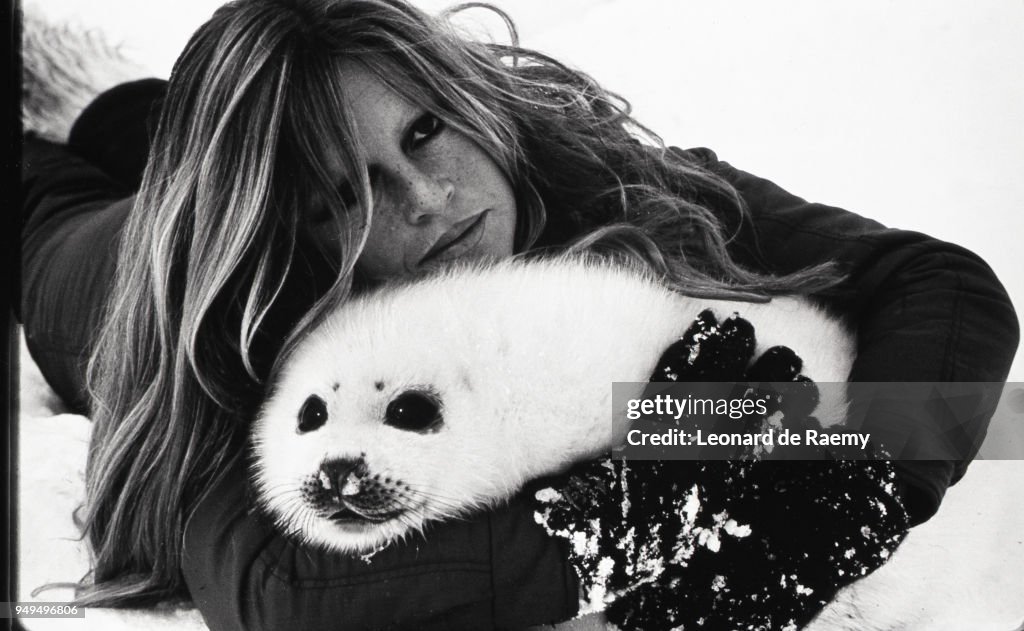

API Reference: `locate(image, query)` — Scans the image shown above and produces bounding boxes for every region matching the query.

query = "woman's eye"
[407,113,444,149]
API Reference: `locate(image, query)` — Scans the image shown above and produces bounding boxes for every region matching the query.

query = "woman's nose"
[402,167,454,224]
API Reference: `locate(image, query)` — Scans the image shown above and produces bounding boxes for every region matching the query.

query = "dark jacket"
[19,80,1019,630]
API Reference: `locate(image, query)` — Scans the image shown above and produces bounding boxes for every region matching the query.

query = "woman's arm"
[20,135,133,413]
[677,147,1020,524]
[183,457,578,631]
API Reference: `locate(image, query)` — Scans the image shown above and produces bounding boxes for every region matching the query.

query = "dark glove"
[532,310,909,630]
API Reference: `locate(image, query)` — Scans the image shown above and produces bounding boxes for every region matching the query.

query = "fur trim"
[21,6,147,142]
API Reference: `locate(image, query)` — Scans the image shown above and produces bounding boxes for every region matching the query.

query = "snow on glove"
[533,310,909,630]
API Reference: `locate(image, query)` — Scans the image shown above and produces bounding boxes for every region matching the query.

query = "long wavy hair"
[79,0,837,606]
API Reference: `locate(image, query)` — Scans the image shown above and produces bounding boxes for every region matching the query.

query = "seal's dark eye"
[297,395,328,434]
[384,390,443,433]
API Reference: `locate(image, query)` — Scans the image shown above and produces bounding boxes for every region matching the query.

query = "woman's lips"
[420,212,488,265]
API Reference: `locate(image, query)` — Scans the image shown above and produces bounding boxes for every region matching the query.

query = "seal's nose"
[318,457,367,500]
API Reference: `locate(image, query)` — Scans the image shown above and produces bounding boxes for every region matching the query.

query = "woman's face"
[307,62,518,281]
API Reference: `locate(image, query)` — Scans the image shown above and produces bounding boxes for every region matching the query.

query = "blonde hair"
[80,0,836,605]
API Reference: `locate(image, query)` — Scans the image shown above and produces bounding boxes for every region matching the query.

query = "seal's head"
[252,344,522,552]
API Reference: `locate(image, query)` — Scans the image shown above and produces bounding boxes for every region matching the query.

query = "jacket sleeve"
[677,147,1020,524]
[183,458,579,631]
[20,135,134,413]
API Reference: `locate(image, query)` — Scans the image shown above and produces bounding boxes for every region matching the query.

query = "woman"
[19,0,1018,628]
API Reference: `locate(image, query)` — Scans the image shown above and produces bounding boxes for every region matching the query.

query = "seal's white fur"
[251,257,854,553]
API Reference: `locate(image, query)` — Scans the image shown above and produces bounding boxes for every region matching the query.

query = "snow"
[16,335,208,631]
[724,519,752,538]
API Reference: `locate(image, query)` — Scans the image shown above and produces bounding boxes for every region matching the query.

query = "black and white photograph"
[13,1,1024,629]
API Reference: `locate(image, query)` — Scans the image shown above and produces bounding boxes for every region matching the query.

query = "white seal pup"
[250,256,855,553]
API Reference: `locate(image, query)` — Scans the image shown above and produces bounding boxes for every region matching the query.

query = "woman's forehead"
[335,61,418,142]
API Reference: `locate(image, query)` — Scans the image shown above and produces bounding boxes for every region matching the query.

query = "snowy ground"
[16,1,1024,629]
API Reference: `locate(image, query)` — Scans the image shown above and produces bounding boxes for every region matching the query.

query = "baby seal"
[250,256,855,553]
